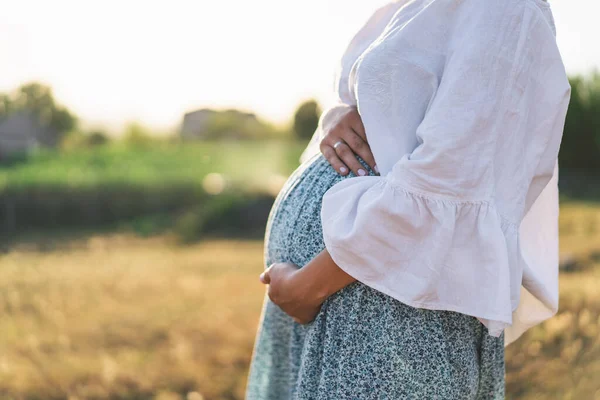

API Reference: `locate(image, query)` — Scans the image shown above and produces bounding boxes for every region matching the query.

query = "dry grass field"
[0,202,599,400]
[0,237,265,400]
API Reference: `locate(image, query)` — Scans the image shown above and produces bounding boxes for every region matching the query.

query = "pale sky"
[0,0,598,131]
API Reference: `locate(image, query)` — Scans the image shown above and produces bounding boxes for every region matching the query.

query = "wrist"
[293,267,333,305]
[290,250,357,306]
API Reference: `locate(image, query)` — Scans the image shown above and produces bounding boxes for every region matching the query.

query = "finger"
[259,266,272,284]
[321,144,349,176]
[333,141,368,177]
[346,111,379,174]
[342,129,377,173]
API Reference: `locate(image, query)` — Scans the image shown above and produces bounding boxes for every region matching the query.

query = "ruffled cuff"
[321,175,523,337]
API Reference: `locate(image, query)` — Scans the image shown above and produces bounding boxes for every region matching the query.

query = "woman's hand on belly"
[260,262,324,324]
[259,250,358,324]
[319,104,379,176]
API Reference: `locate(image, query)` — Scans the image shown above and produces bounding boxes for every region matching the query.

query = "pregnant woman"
[246,0,571,398]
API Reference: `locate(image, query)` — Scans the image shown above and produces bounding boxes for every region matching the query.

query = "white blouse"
[301,0,571,345]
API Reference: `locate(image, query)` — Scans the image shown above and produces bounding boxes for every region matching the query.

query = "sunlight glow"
[0,0,597,130]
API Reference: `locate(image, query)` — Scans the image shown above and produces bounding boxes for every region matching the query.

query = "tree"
[87,130,110,147]
[559,72,600,170]
[293,100,322,140]
[0,82,77,146]
[123,122,153,146]
[0,94,12,120]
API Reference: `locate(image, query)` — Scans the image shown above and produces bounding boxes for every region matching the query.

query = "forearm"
[295,249,357,303]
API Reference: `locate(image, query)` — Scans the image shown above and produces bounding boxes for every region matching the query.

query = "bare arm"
[296,249,357,302]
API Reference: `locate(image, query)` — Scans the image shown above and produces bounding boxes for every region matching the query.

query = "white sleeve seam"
[382,177,519,228]
[384,177,491,205]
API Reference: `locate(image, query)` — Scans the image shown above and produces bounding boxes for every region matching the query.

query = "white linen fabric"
[301,0,571,345]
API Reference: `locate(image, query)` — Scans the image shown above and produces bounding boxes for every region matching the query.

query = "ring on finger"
[333,140,345,150]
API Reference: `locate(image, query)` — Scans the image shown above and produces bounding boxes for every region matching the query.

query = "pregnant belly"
[265,154,375,268]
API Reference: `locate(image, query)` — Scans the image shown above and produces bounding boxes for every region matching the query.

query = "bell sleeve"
[320,9,571,337]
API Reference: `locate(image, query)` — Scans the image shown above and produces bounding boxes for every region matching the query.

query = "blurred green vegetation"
[561,72,600,170]
[0,140,303,189]
[2,72,600,240]
[0,140,306,236]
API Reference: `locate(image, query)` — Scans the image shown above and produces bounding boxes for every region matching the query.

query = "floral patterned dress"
[245,153,505,400]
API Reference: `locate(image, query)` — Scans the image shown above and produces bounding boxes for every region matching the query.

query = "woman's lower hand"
[259,262,325,324]
[318,104,378,176]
